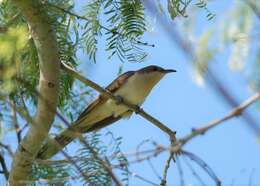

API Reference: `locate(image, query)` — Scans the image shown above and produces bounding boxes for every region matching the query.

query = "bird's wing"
[78,113,126,133]
[76,71,135,121]
[37,110,132,159]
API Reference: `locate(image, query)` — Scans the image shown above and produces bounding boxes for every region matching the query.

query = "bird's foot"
[115,95,124,105]
[133,105,143,114]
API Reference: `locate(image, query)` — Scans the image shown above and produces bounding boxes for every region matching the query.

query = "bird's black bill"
[164,69,177,73]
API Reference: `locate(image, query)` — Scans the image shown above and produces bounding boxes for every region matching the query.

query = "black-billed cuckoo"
[37,65,176,159]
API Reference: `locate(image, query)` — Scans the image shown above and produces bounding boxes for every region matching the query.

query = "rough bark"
[8,0,60,185]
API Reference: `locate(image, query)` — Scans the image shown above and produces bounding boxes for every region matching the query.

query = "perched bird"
[37,65,176,159]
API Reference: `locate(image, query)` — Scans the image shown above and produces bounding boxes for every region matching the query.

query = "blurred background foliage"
[0,0,259,185]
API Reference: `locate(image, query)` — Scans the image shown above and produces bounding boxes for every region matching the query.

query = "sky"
[1,0,260,185]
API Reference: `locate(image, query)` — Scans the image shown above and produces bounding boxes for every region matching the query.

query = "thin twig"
[179,93,260,146]
[245,0,260,18]
[19,94,31,119]
[0,154,9,180]
[0,142,14,157]
[10,98,21,143]
[59,149,95,186]
[160,152,174,186]
[181,150,221,186]
[121,168,160,186]
[182,155,206,186]
[248,168,255,186]
[176,156,185,186]
[147,158,162,181]
[78,138,123,186]
[61,62,177,141]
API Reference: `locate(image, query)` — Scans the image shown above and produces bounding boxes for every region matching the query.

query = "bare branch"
[248,168,255,186]
[59,149,95,185]
[147,159,162,181]
[182,155,206,186]
[181,151,221,186]
[119,168,159,186]
[0,154,9,180]
[8,0,60,184]
[160,152,174,186]
[176,156,185,186]
[245,0,260,18]
[179,93,260,146]
[113,93,260,173]
[10,98,21,143]
[0,142,14,157]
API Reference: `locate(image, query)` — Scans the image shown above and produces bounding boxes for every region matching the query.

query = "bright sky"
[1,0,260,185]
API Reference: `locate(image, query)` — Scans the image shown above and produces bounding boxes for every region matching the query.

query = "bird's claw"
[115,95,124,105]
[133,105,142,114]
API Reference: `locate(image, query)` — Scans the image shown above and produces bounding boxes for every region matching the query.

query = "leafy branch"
[49,0,152,63]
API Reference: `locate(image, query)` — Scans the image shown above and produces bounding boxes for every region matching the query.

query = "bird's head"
[138,65,176,74]
[135,65,176,88]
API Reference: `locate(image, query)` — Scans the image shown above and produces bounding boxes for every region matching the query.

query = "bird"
[37,65,176,159]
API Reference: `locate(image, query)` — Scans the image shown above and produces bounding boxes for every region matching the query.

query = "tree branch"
[160,152,174,186]
[245,0,260,18]
[0,142,14,157]
[8,0,60,185]
[61,62,176,141]
[0,154,9,181]
[179,92,260,146]
[10,98,21,143]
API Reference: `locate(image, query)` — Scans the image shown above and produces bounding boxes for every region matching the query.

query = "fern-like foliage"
[29,163,71,186]
[78,0,147,63]
[77,132,129,186]
[167,0,191,19]
[28,132,129,185]
[82,0,102,63]
[167,0,215,20]
[195,0,215,20]
[105,0,147,62]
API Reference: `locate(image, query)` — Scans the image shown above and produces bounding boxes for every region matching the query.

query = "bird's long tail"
[36,114,124,159]
[37,126,79,159]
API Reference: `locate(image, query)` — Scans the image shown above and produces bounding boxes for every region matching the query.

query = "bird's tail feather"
[37,113,127,160]
[37,127,79,159]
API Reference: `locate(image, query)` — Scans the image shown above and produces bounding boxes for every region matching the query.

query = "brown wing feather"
[76,71,135,121]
